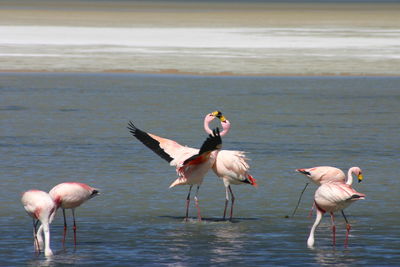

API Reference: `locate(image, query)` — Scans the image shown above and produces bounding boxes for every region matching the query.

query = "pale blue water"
[0,73,399,266]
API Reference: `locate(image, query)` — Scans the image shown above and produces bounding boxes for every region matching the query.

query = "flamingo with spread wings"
[128,122,221,221]
[204,111,257,220]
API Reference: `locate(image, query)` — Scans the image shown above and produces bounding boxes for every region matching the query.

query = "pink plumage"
[307,170,365,248]
[204,111,257,220]
[21,190,56,257]
[296,166,346,185]
[128,121,221,221]
[49,182,99,247]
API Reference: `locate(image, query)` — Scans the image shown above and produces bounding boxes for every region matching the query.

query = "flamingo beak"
[211,110,227,122]
[296,169,311,176]
[211,110,221,117]
[357,173,363,183]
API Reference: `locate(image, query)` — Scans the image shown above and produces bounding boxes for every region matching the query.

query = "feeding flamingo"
[292,166,364,217]
[128,122,222,221]
[21,189,56,257]
[307,176,366,248]
[204,111,257,220]
[49,182,99,247]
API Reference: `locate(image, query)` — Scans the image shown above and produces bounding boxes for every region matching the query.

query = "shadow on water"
[159,215,259,223]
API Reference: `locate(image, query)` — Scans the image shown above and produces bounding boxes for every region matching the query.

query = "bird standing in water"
[204,111,257,220]
[49,182,99,247]
[128,122,222,221]
[21,189,56,257]
[293,166,364,217]
[307,170,365,248]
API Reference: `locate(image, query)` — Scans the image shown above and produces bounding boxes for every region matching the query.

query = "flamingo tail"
[247,174,258,187]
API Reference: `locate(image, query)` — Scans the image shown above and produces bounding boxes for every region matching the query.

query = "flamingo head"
[350,167,363,183]
[205,112,217,124]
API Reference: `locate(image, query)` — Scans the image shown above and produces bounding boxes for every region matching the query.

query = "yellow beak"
[358,174,363,183]
[211,110,226,122]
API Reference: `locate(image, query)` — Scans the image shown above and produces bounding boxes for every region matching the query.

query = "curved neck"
[204,115,214,135]
[346,168,354,185]
[204,115,231,137]
[219,120,231,137]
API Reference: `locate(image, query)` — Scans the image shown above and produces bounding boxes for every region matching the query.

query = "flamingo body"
[307,176,365,248]
[212,150,256,187]
[296,166,346,185]
[314,183,365,213]
[49,182,99,246]
[294,166,363,217]
[128,121,222,220]
[204,111,257,220]
[49,182,99,209]
[21,190,56,257]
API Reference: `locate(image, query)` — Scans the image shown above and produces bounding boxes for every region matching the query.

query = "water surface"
[0,73,399,266]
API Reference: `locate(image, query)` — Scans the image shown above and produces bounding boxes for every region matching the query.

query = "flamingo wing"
[181,128,221,166]
[128,121,202,166]
[213,150,257,186]
[315,183,365,212]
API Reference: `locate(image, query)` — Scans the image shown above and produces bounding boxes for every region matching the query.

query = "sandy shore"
[1,69,399,77]
[1,1,400,28]
[1,1,400,75]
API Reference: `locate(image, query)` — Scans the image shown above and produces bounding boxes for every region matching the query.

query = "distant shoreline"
[1,69,399,77]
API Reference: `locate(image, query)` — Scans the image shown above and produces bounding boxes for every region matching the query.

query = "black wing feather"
[182,127,222,165]
[127,121,174,163]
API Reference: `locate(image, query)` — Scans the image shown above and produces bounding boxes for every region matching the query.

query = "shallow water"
[1,73,399,266]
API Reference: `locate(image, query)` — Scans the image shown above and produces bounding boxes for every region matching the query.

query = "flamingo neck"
[203,114,231,136]
[346,168,355,185]
[204,115,214,135]
[219,120,231,137]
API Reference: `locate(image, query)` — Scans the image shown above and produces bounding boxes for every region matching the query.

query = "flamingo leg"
[342,210,351,248]
[62,208,67,246]
[32,219,40,254]
[330,212,336,246]
[185,185,193,221]
[228,185,235,221]
[72,209,77,248]
[194,185,202,221]
[223,186,229,220]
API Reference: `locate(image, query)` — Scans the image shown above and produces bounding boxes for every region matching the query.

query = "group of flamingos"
[21,110,365,257]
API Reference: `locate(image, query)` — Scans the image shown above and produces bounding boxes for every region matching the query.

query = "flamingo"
[292,166,364,216]
[307,179,366,248]
[128,122,222,221]
[204,111,257,220]
[21,190,56,257]
[49,182,99,247]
